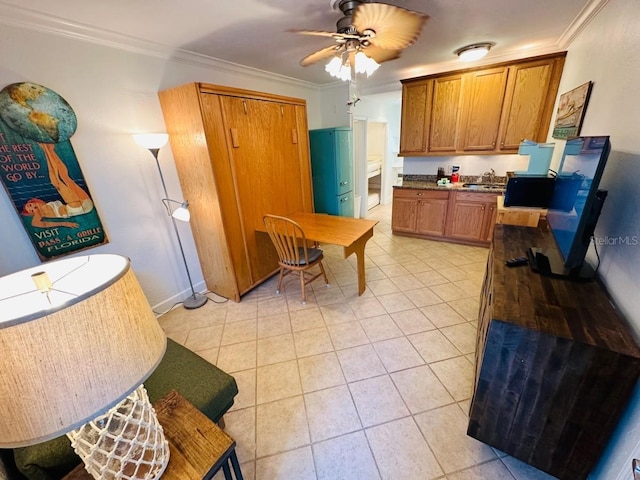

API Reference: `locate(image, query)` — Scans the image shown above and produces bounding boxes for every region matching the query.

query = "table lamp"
[0,254,170,479]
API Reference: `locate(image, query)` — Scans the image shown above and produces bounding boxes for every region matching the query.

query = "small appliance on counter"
[503,175,556,207]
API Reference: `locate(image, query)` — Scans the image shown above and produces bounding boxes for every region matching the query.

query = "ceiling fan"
[291,0,429,69]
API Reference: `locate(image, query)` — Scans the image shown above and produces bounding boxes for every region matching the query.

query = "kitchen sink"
[462,183,506,190]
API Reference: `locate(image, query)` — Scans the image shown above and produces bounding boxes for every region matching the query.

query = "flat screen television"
[528,136,610,280]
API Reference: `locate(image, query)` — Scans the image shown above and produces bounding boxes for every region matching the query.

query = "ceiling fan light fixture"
[455,42,494,62]
[325,55,351,81]
[355,51,379,76]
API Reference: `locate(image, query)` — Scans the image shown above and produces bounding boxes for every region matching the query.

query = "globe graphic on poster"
[0,82,77,144]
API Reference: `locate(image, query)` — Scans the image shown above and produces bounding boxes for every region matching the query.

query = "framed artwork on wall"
[0,82,108,261]
[552,81,593,139]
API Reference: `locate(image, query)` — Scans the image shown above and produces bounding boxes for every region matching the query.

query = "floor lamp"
[133,133,208,309]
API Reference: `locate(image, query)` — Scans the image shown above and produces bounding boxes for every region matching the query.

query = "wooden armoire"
[158,83,314,302]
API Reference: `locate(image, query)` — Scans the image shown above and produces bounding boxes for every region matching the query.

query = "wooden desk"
[283,212,378,296]
[63,390,242,480]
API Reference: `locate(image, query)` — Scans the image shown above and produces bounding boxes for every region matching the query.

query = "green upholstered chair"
[5,338,238,480]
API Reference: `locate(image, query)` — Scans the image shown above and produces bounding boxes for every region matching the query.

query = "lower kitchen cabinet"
[445,191,498,243]
[392,188,498,245]
[392,189,449,236]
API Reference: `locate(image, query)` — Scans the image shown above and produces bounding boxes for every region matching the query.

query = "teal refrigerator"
[309,127,354,217]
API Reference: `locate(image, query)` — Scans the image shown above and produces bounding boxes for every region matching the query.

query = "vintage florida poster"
[0,82,108,261]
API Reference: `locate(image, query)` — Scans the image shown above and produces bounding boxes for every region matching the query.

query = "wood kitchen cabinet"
[399,80,430,154]
[428,74,463,153]
[498,57,565,150]
[445,191,498,242]
[392,188,497,246]
[459,67,508,152]
[469,224,640,479]
[399,52,566,156]
[392,188,449,236]
[158,83,313,301]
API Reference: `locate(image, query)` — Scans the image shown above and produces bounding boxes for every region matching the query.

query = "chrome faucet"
[481,168,496,184]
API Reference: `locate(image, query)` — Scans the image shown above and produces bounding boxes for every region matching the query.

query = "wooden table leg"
[343,227,374,296]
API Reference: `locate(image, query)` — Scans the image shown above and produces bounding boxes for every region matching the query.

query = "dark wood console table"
[468,224,640,480]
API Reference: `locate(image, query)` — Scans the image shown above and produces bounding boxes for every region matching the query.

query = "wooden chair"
[263,214,329,303]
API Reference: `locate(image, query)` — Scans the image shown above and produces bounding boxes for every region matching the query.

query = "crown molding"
[0,1,323,91]
[557,0,610,47]
[0,0,610,95]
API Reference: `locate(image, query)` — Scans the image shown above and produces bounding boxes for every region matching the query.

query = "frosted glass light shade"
[325,52,380,81]
[456,43,493,62]
[133,133,169,150]
[0,254,167,448]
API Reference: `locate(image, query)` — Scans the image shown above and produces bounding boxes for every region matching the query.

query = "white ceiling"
[1,0,603,90]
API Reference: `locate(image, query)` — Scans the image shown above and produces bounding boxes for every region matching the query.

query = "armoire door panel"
[221,96,282,283]
[199,93,250,296]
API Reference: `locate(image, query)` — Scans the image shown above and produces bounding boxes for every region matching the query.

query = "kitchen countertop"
[395,178,506,194]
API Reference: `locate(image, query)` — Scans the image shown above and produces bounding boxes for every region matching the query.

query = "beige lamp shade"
[0,254,166,448]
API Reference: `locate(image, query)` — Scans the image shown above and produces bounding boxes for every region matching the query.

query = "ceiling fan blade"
[361,45,401,64]
[300,45,342,66]
[353,3,429,51]
[288,29,360,40]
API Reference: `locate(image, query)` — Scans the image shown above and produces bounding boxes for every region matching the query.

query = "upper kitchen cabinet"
[498,57,565,150]
[399,52,566,156]
[429,73,464,153]
[459,67,508,152]
[399,79,431,154]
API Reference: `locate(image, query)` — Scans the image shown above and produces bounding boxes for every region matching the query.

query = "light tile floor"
[158,204,556,480]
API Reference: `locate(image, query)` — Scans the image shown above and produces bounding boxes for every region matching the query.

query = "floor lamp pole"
[150,148,207,310]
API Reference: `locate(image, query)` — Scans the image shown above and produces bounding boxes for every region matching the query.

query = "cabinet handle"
[340,196,349,202]
[416,192,423,196]
[291,129,298,144]
[230,128,240,148]
[340,181,348,186]
[242,100,247,115]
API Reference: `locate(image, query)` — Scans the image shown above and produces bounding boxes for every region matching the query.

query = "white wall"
[558,0,640,478]
[403,153,531,179]
[0,23,321,310]
[318,82,351,128]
